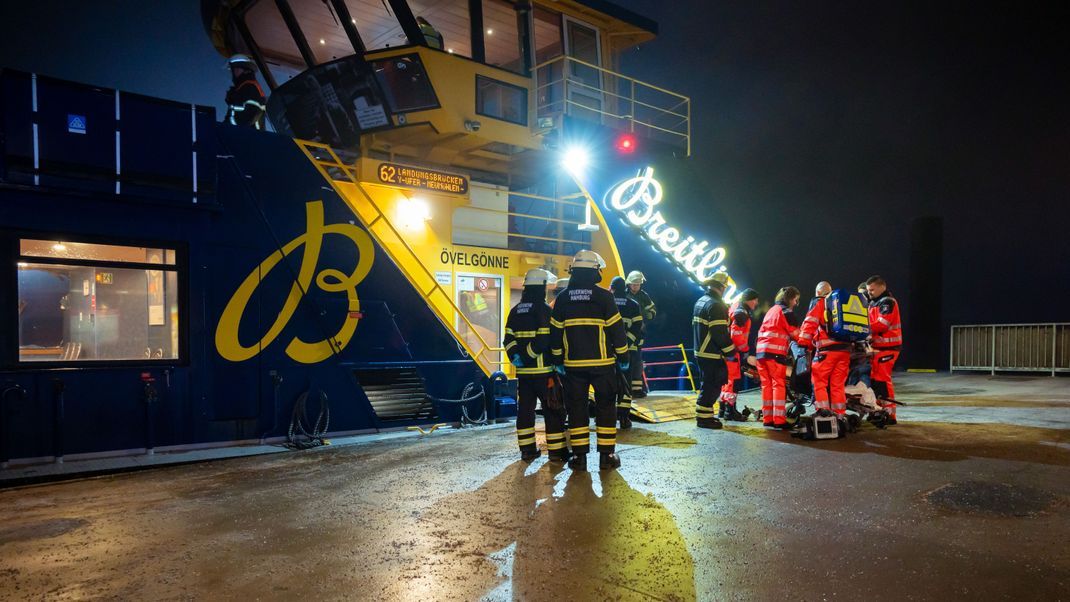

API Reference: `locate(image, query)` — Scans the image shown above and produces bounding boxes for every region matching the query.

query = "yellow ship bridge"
[205,0,691,376]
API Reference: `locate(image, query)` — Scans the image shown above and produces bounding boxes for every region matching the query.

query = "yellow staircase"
[295,140,505,376]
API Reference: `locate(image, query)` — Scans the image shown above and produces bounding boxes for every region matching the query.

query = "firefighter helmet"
[570,250,606,271]
[704,272,730,290]
[523,268,555,286]
[626,270,645,285]
[227,54,256,69]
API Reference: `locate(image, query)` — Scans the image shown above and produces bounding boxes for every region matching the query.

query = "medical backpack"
[826,288,871,342]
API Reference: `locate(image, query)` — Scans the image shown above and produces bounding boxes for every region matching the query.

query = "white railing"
[950,323,1070,376]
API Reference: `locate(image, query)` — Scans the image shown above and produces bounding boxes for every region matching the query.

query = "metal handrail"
[533,55,691,156]
[295,140,505,376]
[640,344,697,393]
[950,322,1069,376]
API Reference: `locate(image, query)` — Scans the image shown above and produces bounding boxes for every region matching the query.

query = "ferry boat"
[0,0,742,463]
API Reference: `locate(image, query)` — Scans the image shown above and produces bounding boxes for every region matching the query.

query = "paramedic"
[720,288,759,420]
[866,275,903,424]
[755,286,802,428]
[799,282,851,415]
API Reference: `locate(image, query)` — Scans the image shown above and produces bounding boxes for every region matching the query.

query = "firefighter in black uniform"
[626,270,655,397]
[224,54,267,130]
[610,276,644,429]
[503,269,568,462]
[550,251,629,471]
[692,272,736,429]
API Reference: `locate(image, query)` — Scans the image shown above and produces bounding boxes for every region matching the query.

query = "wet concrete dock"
[0,373,1067,600]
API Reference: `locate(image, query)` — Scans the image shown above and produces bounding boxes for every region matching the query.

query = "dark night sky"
[2,1,1068,344]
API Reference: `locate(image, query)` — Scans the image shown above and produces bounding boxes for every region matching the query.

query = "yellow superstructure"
[210,0,690,377]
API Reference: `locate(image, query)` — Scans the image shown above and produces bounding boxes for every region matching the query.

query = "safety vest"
[869,293,903,349]
[756,303,799,359]
[798,297,850,352]
[728,301,752,354]
[464,292,489,314]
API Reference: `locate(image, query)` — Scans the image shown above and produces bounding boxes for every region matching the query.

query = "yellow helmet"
[703,272,730,289]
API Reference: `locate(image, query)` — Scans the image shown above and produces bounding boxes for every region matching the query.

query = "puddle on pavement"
[924,481,1058,516]
[0,518,89,545]
[729,421,1070,465]
[617,427,698,449]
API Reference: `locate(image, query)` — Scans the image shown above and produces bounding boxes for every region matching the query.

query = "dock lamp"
[561,146,590,177]
[397,195,431,230]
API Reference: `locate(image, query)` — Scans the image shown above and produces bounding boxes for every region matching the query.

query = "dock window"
[476,76,527,125]
[17,239,181,363]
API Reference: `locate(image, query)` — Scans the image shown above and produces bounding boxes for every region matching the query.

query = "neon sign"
[606,166,740,300]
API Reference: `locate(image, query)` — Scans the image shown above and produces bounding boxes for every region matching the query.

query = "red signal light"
[615,133,637,154]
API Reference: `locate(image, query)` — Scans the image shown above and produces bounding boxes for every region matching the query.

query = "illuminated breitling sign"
[606,166,739,298]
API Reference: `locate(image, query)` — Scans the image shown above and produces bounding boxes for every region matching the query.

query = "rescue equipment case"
[826,289,871,342]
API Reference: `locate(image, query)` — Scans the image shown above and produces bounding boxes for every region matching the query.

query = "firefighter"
[224,55,266,130]
[799,282,851,415]
[755,286,802,428]
[626,271,655,397]
[866,275,903,424]
[720,288,759,420]
[692,272,736,429]
[550,251,629,471]
[503,269,568,462]
[610,276,644,429]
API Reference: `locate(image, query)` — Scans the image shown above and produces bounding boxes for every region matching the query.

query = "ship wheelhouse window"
[371,54,440,113]
[16,239,182,363]
[476,76,527,126]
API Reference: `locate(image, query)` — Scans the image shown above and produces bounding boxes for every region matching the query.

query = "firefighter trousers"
[757,358,787,425]
[629,348,646,395]
[871,349,900,418]
[564,369,617,455]
[516,375,567,457]
[696,358,728,422]
[811,350,850,415]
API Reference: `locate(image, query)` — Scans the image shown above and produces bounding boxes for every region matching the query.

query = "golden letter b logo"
[215,201,375,364]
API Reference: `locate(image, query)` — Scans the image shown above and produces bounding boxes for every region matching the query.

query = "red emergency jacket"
[798,296,851,352]
[756,302,800,360]
[728,301,752,354]
[869,292,903,349]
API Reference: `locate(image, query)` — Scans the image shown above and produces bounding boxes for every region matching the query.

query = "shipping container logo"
[215,201,375,364]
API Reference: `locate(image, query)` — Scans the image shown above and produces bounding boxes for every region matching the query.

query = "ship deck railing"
[533,55,691,156]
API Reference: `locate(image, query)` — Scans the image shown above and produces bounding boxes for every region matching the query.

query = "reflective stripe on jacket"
[756,302,801,360]
[869,293,903,349]
[614,295,645,351]
[550,286,629,369]
[503,300,553,376]
[728,300,752,354]
[798,297,851,352]
[693,291,734,360]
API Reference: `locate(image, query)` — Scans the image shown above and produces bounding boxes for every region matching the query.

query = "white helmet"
[570,250,606,271]
[555,277,570,290]
[626,270,645,285]
[227,54,256,69]
[523,268,555,286]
